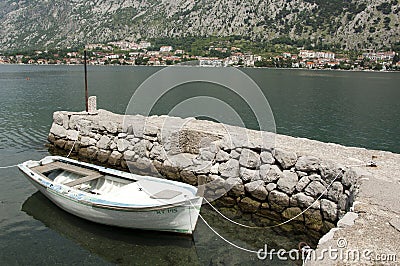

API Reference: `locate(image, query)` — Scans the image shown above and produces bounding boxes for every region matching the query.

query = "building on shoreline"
[1,40,399,71]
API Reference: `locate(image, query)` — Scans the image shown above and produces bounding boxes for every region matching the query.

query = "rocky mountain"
[0,0,399,51]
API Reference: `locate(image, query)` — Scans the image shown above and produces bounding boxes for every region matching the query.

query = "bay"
[0,65,399,265]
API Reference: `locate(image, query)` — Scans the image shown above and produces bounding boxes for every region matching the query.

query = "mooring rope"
[204,170,343,229]
[195,171,343,260]
[196,210,261,254]
[66,128,80,158]
[192,200,300,256]
[203,160,377,230]
[0,127,80,169]
[197,161,375,259]
[0,164,20,169]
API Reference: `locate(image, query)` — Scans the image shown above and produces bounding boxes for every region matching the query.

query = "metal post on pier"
[84,49,89,112]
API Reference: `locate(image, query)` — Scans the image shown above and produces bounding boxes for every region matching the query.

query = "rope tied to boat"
[0,127,80,169]
[191,200,300,256]
[192,171,343,259]
[194,163,369,258]
[0,164,21,169]
[67,126,80,158]
[203,170,343,229]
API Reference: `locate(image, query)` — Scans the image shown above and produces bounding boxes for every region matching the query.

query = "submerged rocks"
[78,146,97,160]
[269,190,289,212]
[304,209,323,231]
[97,149,111,163]
[108,151,123,165]
[239,197,260,213]
[282,207,304,222]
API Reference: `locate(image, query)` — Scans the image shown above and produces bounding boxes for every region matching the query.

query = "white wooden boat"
[18,156,203,234]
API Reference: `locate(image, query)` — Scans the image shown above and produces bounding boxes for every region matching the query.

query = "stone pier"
[47,109,374,237]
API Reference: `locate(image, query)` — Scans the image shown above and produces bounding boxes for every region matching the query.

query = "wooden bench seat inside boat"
[31,161,103,187]
[64,173,104,187]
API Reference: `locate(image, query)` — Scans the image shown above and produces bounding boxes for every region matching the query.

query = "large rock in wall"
[48,110,362,234]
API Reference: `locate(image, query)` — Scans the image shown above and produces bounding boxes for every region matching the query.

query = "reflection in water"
[21,191,318,265]
[22,192,199,265]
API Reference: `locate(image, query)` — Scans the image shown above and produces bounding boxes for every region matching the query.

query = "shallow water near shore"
[0,65,399,265]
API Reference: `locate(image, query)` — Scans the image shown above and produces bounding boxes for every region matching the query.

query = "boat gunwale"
[18,159,202,212]
[51,156,198,193]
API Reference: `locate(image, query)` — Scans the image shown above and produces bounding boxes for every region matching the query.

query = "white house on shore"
[160,46,173,53]
[299,50,335,59]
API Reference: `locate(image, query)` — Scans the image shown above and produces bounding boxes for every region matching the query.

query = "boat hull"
[20,157,202,235]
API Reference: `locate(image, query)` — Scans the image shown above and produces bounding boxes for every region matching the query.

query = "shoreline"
[0,63,399,73]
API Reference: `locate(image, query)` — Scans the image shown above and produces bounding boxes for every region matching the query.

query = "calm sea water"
[0,65,399,265]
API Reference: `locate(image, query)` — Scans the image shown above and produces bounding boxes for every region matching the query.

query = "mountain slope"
[0,0,399,51]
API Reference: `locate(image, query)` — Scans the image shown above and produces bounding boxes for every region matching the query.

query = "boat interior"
[30,160,195,203]
[31,161,133,195]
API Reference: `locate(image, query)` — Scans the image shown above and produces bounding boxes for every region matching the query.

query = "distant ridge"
[0,0,399,51]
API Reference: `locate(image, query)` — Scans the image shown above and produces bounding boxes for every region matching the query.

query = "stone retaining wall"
[48,109,362,234]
